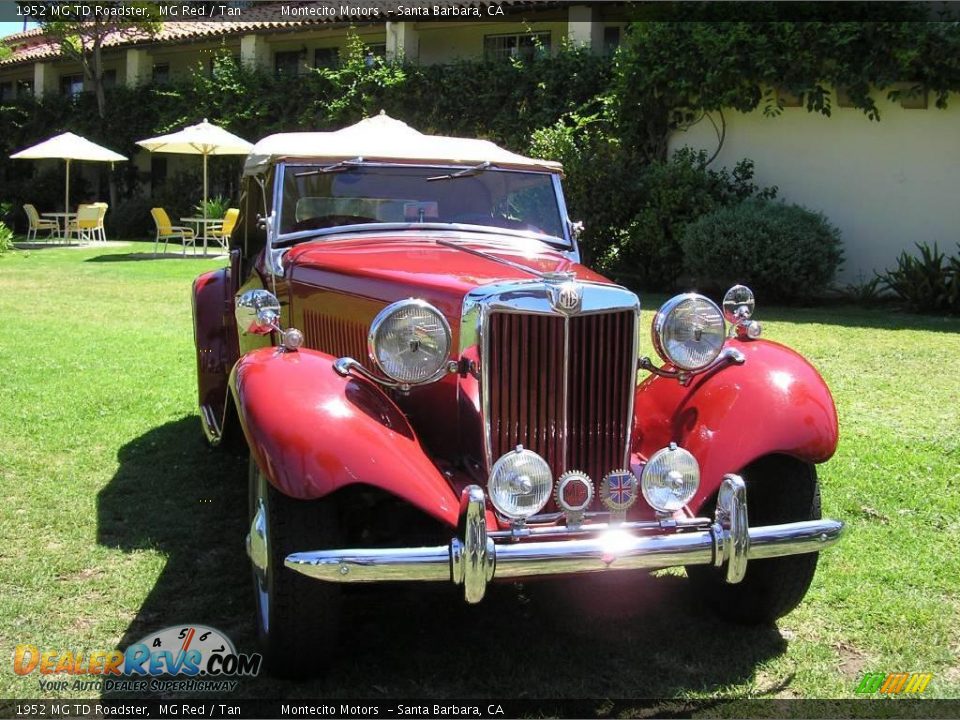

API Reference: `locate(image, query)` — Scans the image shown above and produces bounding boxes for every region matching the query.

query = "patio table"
[41,212,76,242]
[180,216,225,257]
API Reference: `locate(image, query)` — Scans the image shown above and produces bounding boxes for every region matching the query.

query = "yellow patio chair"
[151,207,196,256]
[209,208,239,250]
[66,204,101,243]
[23,204,60,242]
[89,202,108,242]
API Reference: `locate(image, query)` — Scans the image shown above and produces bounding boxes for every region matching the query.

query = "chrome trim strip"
[284,482,844,601]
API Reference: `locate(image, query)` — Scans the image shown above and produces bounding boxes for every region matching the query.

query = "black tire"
[687,455,822,624]
[248,457,342,678]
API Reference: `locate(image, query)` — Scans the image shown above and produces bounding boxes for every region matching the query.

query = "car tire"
[686,455,822,624]
[248,457,342,678]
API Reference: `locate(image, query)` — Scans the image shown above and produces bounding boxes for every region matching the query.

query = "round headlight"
[640,443,700,512]
[369,299,452,385]
[488,447,553,520]
[651,293,726,371]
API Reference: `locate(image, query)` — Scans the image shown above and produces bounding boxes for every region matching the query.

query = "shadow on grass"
[98,416,787,701]
[86,252,227,263]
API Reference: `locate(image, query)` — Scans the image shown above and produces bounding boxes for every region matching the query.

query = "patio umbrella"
[136,119,253,241]
[10,132,127,215]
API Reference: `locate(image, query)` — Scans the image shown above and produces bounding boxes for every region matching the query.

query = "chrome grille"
[486,309,636,485]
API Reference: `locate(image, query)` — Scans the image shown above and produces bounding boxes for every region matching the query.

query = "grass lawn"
[0,243,957,708]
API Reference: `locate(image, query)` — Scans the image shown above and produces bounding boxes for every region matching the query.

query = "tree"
[41,2,161,119]
[39,1,161,205]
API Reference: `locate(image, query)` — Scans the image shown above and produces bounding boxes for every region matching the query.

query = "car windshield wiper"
[294,157,365,177]
[426,161,492,182]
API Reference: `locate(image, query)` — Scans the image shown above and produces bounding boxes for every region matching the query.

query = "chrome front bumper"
[283,475,844,603]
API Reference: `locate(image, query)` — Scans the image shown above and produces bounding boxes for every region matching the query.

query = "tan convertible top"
[244,111,563,176]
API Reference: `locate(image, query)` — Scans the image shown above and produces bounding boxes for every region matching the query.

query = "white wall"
[668,92,960,283]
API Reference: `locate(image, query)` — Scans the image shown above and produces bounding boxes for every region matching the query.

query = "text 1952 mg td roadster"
[191,114,843,677]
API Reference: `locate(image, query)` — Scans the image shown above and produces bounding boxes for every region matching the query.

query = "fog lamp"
[640,443,700,512]
[488,447,553,520]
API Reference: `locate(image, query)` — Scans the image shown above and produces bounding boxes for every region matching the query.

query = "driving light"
[488,447,553,520]
[722,284,755,323]
[640,443,700,512]
[369,299,452,385]
[652,293,726,371]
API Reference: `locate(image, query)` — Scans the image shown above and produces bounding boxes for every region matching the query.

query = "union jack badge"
[600,469,639,513]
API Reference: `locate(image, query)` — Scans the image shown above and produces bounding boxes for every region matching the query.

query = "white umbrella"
[136,119,253,248]
[10,131,127,216]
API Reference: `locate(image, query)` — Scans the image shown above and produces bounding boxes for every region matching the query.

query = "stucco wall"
[668,92,960,283]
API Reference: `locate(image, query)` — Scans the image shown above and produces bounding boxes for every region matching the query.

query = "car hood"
[284,230,612,319]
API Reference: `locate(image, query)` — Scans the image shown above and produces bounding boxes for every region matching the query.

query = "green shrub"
[682,199,844,302]
[529,114,640,265]
[0,221,13,254]
[196,195,231,220]
[105,197,155,240]
[878,242,960,314]
[600,149,777,290]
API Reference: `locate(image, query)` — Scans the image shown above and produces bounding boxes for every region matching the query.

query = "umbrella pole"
[64,158,71,243]
[202,151,208,256]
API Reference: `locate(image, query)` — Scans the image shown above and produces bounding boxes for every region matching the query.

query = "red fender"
[192,268,239,443]
[632,338,839,515]
[231,347,459,527]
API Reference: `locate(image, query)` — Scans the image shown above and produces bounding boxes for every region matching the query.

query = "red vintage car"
[192,114,843,677]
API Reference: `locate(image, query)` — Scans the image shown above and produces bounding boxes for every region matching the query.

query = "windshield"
[278,164,566,243]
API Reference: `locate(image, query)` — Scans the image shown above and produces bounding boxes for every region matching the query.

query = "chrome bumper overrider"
[283,475,844,603]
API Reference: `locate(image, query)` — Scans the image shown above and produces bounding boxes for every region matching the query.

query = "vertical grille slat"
[487,310,635,495]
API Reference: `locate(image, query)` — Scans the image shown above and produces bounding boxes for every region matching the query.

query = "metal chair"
[66,204,101,243]
[208,208,239,250]
[150,207,196,256]
[23,204,60,242]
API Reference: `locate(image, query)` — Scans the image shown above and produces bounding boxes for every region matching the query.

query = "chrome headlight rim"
[640,443,701,513]
[651,292,726,372]
[367,298,453,386]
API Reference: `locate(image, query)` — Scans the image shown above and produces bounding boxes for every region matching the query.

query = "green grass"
[0,243,958,706]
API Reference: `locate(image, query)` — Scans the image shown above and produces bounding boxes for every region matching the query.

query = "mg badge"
[548,280,583,315]
[555,471,594,527]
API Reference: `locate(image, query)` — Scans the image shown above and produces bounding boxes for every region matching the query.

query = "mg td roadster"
[191,114,843,677]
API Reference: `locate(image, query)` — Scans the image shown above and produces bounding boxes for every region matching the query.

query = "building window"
[102,69,117,88]
[483,32,551,61]
[60,73,84,97]
[603,26,622,55]
[0,82,13,102]
[152,63,170,84]
[274,50,302,77]
[17,79,34,97]
[314,47,340,69]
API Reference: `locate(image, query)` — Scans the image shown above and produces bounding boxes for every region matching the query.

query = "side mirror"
[569,220,584,240]
[236,289,281,336]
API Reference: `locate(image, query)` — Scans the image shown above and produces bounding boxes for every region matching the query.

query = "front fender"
[231,347,459,527]
[632,339,838,514]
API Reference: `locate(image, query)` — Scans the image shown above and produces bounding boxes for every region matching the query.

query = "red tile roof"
[0,1,565,67]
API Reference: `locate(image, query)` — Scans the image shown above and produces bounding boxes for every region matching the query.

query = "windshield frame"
[271,161,574,250]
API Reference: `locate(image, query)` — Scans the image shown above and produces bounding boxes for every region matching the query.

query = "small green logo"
[855,672,932,695]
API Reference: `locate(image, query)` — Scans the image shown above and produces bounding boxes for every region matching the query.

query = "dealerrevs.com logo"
[14,625,262,693]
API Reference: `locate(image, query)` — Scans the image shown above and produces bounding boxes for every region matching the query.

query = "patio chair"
[23,204,60,243]
[66,204,101,243]
[150,207,196,256]
[89,202,108,242]
[208,208,239,250]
